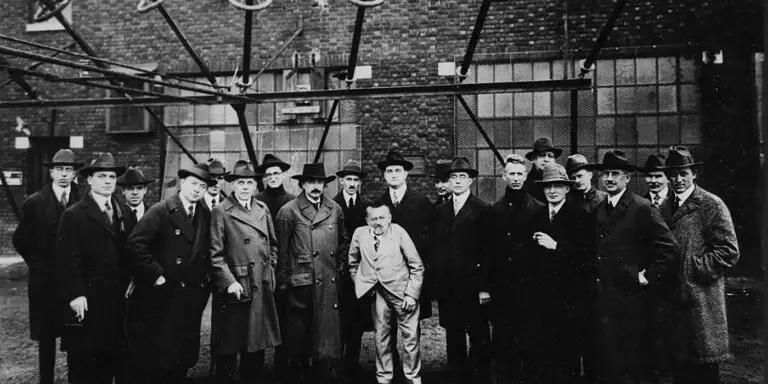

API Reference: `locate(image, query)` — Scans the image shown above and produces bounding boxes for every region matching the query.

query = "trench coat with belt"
[209,196,281,355]
[275,192,349,361]
[124,194,211,370]
[13,183,80,340]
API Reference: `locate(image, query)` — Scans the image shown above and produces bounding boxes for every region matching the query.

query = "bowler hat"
[207,158,229,177]
[79,152,126,176]
[336,160,366,178]
[377,149,414,171]
[638,154,667,173]
[43,148,83,168]
[117,167,154,186]
[445,156,478,178]
[565,154,595,175]
[664,146,703,169]
[257,154,291,173]
[595,150,636,172]
[525,137,563,161]
[224,160,259,182]
[178,163,217,186]
[535,163,575,186]
[292,163,336,183]
[433,159,452,181]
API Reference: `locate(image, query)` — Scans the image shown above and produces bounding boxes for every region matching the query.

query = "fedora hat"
[595,150,636,172]
[256,154,291,173]
[446,156,478,178]
[43,148,83,168]
[433,159,452,181]
[535,163,575,186]
[565,154,595,175]
[224,160,259,182]
[79,152,126,176]
[117,167,154,186]
[336,160,366,178]
[525,137,563,161]
[664,146,703,169]
[206,158,229,177]
[638,154,667,173]
[178,163,217,186]
[292,163,336,183]
[377,149,414,171]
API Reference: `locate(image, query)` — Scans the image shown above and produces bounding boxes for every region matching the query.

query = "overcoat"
[256,185,295,223]
[209,196,281,354]
[378,186,435,319]
[567,186,608,214]
[124,193,211,370]
[55,192,136,354]
[432,193,493,329]
[523,168,546,203]
[13,182,80,340]
[593,189,679,378]
[662,186,739,363]
[275,192,348,361]
[333,191,374,331]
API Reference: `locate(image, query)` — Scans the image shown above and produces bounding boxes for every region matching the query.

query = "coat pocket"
[227,265,252,304]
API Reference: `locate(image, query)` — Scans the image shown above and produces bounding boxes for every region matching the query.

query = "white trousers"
[372,286,421,384]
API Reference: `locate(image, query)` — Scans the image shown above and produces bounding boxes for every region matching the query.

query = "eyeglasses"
[264,171,282,178]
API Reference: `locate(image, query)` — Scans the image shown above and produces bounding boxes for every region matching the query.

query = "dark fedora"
[525,137,563,161]
[638,154,667,173]
[43,148,83,168]
[595,150,636,172]
[377,149,414,171]
[224,160,259,182]
[445,156,478,178]
[536,163,575,186]
[665,145,703,169]
[433,159,452,182]
[79,152,126,176]
[207,158,229,177]
[565,154,595,175]
[336,160,366,178]
[178,163,217,186]
[292,163,336,183]
[117,167,154,186]
[256,154,291,173]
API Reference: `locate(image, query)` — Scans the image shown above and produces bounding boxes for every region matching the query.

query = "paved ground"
[0,260,763,384]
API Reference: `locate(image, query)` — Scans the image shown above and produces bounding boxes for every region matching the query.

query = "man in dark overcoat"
[522,137,562,203]
[275,163,348,384]
[592,150,680,383]
[433,159,453,205]
[256,153,295,222]
[662,146,739,384]
[519,163,594,383]
[565,153,607,214]
[488,153,544,384]
[209,161,281,384]
[432,157,493,384]
[125,163,217,383]
[333,160,373,379]
[640,154,671,208]
[203,158,230,210]
[118,167,154,221]
[54,152,136,384]
[13,148,82,384]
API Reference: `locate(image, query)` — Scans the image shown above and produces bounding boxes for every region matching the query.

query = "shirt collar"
[52,184,71,199]
[204,193,217,206]
[676,184,696,206]
[236,196,251,210]
[607,188,627,207]
[549,200,566,215]
[343,190,357,204]
[389,183,407,200]
[130,202,145,218]
[305,193,321,205]
[651,187,669,200]
[91,191,111,210]
[453,190,470,206]
[179,194,196,213]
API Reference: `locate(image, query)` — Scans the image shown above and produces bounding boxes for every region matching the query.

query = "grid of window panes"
[456,54,702,202]
[161,73,359,199]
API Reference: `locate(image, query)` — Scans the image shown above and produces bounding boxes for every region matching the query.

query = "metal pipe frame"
[155,4,218,87]
[457,95,504,165]
[0,79,591,108]
[0,42,76,92]
[578,0,628,79]
[457,0,492,80]
[313,100,339,163]
[233,0,260,170]
[250,25,304,84]
[0,57,40,100]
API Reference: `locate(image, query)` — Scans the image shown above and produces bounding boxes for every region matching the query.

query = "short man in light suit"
[348,202,425,384]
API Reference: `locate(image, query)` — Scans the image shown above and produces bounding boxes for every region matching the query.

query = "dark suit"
[12,183,80,384]
[55,192,136,384]
[593,189,679,382]
[333,192,373,374]
[523,168,546,203]
[433,193,493,382]
[567,186,608,214]
[488,187,544,383]
[125,194,211,381]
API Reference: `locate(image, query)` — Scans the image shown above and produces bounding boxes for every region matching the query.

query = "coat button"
[316,279,321,285]
[507,232,511,236]
[176,258,182,265]
[313,251,319,257]
[331,278,336,283]
[333,304,338,309]
[244,238,251,244]
[330,251,334,256]
[249,261,256,267]
[181,282,186,288]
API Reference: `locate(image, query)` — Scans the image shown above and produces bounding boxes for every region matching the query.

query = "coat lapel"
[451,194,475,231]
[598,190,633,232]
[227,197,269,236]
[167,194,195,243]
[670,187,702,225]
[190,201,209,261]
[82,193,117,238]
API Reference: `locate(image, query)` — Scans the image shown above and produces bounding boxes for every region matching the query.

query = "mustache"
[311,189,322,194]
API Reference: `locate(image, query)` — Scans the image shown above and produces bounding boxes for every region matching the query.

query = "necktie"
[374,235,380,252]
[670,194,679,214]
[453,199,461,216]
[652,194,660,207]
[607,201,614,214]
[392,192,399,207]
[348,197,354,209]
[132,208,138,217]
[59,191,68,207]
[187,205,195,221]
[104,200,113,224]
[550,208,556,222]
[211,198,217,208]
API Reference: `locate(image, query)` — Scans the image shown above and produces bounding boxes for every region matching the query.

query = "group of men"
[13,134,739,384]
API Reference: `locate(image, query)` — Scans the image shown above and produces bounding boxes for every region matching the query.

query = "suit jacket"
[348,223,424,300]
[662,186,739,363]
[432,193,494,328]
[124,193,211,369]
[55,192,136,353]
[333,191,372,240]
[567,186,608,214]
[13,182,80,340]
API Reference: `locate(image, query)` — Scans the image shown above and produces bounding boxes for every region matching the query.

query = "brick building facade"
[0,0,763,272]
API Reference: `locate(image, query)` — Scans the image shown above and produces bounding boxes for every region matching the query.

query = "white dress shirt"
[607,188,627,208]
[236,196,251,211]
[204,193,220,210]
[180,195,196,216]
[52,184,71,204]
[343,190,357,208]
[675,184,696,207]
[548,200,565,219]
[130,203,146,220]
[649,187,669,206]
[90,192,112,214]
[389,184,407,205]
[452,190,470,215]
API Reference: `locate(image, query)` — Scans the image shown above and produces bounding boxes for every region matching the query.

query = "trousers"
[373,286,421,384]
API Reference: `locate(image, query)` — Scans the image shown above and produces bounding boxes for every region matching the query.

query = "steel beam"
[251,25,304,83]
[233,105,259,169]
[0,58,41,100]
[0,42,75,92]
[156,4,218,86]
[0,168,20,222]
[313,100,339,163]
[457,95,504,165]
[578,0,628,79]
[457,0,492,80]
[570,89,578,153]
[234,0,260,170]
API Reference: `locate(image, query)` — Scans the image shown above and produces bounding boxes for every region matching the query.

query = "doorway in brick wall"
[26,136,70,195]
